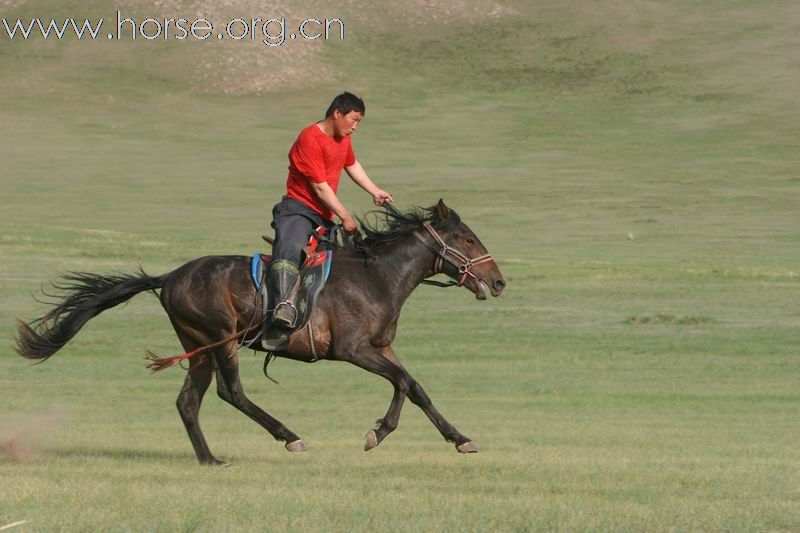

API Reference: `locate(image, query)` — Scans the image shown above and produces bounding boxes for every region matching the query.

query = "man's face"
[333,110,363,137]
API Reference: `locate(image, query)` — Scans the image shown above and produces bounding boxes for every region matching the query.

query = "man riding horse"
[265,92,393,345]
[14,92,506,462]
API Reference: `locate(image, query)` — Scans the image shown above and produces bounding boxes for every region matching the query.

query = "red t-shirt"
[285,123,356,221]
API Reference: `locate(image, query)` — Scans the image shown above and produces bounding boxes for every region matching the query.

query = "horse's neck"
[371,233,435,304]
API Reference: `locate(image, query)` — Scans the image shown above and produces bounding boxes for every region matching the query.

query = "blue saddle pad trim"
[251,253,265,289]
[324,250,332,281]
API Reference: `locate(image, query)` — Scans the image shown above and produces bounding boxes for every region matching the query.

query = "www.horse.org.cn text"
[1,11,346,46]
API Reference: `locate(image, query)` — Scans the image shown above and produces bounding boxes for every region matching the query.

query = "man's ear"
[436,198,451,220]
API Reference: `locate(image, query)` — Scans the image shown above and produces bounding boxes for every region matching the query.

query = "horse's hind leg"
[174,333,225,465]
[212,343,305,452]
[177,359,226,465]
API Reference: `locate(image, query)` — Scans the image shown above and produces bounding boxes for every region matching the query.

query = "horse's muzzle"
[469,276,505,300]
[490,277,506,297]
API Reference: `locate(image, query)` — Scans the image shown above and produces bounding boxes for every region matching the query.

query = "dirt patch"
[0,409,65,462]
[0,0,27,9]
[121,0,516,94]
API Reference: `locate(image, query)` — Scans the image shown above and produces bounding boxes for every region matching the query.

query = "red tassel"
[145,348,200,372]
[144,327,256,372]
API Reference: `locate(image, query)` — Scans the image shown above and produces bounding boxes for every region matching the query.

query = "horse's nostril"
[493,279,506,292]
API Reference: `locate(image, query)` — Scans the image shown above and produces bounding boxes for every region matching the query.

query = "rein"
[414,223,494,287]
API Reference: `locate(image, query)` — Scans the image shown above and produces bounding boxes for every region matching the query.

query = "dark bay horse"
[15,200,505,464]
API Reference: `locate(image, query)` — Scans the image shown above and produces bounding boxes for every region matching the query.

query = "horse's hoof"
[285,439,306,452]
[456,441,478,454]
[364,430,379,451]
[206,458,232,467]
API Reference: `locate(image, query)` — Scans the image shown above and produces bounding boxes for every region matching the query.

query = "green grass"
[2,0,800,530]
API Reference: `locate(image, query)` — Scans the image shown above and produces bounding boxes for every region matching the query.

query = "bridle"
[413,223,494,287]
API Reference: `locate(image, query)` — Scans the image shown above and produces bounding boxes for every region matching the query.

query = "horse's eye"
[466,238,474,245]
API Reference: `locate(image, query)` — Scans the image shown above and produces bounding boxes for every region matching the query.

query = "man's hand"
[372,189,394,206]
[341,215,359,234]
[344,161,393,206]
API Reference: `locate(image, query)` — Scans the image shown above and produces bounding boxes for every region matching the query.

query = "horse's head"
[429,199,506,300]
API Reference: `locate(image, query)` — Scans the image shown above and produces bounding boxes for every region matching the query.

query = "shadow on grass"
[49,446,195,462]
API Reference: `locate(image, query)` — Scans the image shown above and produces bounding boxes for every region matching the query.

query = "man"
[265,92,393,340]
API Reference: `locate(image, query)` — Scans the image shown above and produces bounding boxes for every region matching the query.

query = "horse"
[15,200,506,464]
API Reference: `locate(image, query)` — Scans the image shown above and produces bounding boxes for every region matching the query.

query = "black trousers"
[271,197,332,266]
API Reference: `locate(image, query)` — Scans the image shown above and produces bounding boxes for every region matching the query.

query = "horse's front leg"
[382,346,477,453]
[340,345,412,450]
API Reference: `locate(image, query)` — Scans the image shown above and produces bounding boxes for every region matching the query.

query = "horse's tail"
[15,268,168,361]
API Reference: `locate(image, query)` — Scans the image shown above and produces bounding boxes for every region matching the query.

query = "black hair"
[352,204,461,257]
[325,91,366,118]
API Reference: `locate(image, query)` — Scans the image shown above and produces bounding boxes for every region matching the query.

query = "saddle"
[253,228,333,352]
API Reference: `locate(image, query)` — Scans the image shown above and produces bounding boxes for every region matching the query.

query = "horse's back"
[160,255,256,329]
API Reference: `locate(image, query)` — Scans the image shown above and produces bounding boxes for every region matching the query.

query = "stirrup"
[272,301,297,329]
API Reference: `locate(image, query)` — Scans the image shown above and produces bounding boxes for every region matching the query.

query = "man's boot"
[270,259,299,329]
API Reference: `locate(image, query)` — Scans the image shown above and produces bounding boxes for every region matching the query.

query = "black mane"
[352,204,461,257]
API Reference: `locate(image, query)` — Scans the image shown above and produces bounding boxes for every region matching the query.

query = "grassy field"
[1,0,799,530]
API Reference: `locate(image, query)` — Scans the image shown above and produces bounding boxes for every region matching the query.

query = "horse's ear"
[436,199,451,220]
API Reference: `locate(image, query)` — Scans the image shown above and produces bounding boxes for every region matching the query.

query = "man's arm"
[345,160,394,206]
[308,181,358,233]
